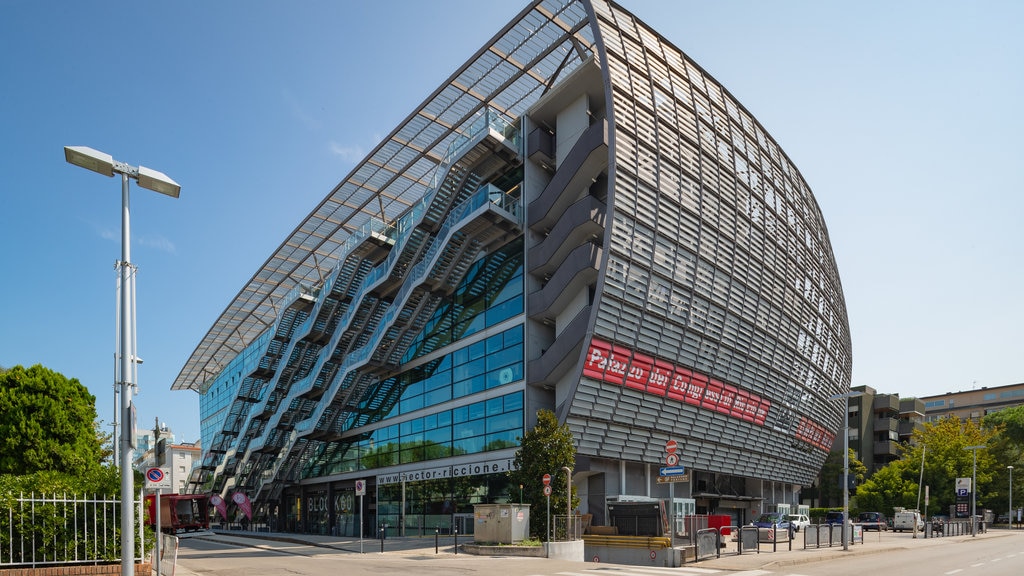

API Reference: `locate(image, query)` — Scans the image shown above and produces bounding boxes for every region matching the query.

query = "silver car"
[786,513,810,532]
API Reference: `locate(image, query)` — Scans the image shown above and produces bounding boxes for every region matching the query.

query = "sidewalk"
[169,530,456,576]
[199,529,460,554]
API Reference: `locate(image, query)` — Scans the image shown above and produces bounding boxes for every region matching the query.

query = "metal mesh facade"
[565,1,851,486]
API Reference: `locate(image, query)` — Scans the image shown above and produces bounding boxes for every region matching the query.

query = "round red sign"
[665,440,677,453]
[543,473,551,485]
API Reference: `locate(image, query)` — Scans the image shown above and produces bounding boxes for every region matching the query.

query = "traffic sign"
[145,467,171,489]
[659,466,686,476]
[543,485,552,496]
[656,473,689,483]
[355,479,366,496]
[665,440,677,453]
[543,473,551,486]
[665,453,679,466]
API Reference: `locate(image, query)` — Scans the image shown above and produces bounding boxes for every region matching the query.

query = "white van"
[893,510,924,532]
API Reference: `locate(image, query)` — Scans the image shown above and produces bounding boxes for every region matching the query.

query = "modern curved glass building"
[174,0,851,535]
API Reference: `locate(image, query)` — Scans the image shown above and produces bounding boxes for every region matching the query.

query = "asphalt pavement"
[694,526,1011,571]
[166,526,1017,575]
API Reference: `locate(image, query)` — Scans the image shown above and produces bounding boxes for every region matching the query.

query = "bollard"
[454,527,458,554]
[435,527,439,554]
[380,525,384,554]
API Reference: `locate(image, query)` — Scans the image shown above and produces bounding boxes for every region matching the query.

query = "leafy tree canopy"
[818,448,866,508]
[854,458,917,514]
[855,416,998,518]
[0,467,120,502]
[0,365,103,476]
[509,409,579,540]
[982,405,1024,514]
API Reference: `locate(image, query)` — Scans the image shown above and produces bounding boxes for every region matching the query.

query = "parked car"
[786,513,810,532]
[752,512,792,530]
[824,511,846,525]
[857,511,888,530]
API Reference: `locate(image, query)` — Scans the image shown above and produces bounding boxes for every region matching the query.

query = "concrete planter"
[460,543,547,557]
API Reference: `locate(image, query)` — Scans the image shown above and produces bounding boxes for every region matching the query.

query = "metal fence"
[552,514,583,541]
[1,492,143,568]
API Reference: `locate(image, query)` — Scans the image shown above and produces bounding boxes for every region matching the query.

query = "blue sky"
[2,0,1022,445]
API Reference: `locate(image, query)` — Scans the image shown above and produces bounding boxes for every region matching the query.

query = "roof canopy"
[173,0,597,392]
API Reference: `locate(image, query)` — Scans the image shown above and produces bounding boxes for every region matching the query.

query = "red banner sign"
[584,337,833,453]
[795,416,836,452]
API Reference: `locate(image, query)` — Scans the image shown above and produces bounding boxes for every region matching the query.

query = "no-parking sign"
[145,467,171,489]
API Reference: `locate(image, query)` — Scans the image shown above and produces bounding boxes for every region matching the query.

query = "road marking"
[555,568,722,576]
[944,570,962,575]
[587,568,721,575]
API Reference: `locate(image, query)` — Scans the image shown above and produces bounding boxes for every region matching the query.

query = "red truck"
[144,494,210,534]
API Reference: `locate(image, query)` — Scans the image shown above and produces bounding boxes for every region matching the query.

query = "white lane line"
[943,570,962,575]
[613,568,722,575]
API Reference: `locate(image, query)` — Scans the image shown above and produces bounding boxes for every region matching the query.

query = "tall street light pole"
[64,146,180,576]
[965,444,985,538]
[1008,465,1014,530]
[829,390,863,551]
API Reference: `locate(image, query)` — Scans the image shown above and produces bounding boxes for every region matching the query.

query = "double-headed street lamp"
[64,146,180,576]
[964,444,985,537]
[829,390,863,551]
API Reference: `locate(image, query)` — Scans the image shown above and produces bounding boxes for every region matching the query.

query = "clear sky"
[2,0,1022,445]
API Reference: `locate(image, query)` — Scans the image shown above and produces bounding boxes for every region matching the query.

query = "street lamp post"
[829,390,863,551]
[64,146,179,576]
[964,445,985,537]
[1008,466,1014,530]
[561,466,572,540]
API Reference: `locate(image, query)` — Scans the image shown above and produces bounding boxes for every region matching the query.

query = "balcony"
[873,440,899,456]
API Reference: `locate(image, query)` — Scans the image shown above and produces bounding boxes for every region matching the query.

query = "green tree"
[0,365,104,476]
[853,458,917,515]
[982,405,1024,517]
[508,409,578,540]
[856,416,999,518]
[817,448,866,508]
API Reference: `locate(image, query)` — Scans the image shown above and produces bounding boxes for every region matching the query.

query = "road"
[772,531,1024,576]
[174,530,1024,576]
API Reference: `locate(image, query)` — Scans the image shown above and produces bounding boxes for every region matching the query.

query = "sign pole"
[669,480,674,549]
[664,439,680,550]
[144,467,169,576]
[542,473,552,541]
[547,493,551,541]
[355,479,366,554]
[155,490,161,576]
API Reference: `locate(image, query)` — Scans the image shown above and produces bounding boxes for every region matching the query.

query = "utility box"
[473,504,530,544]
